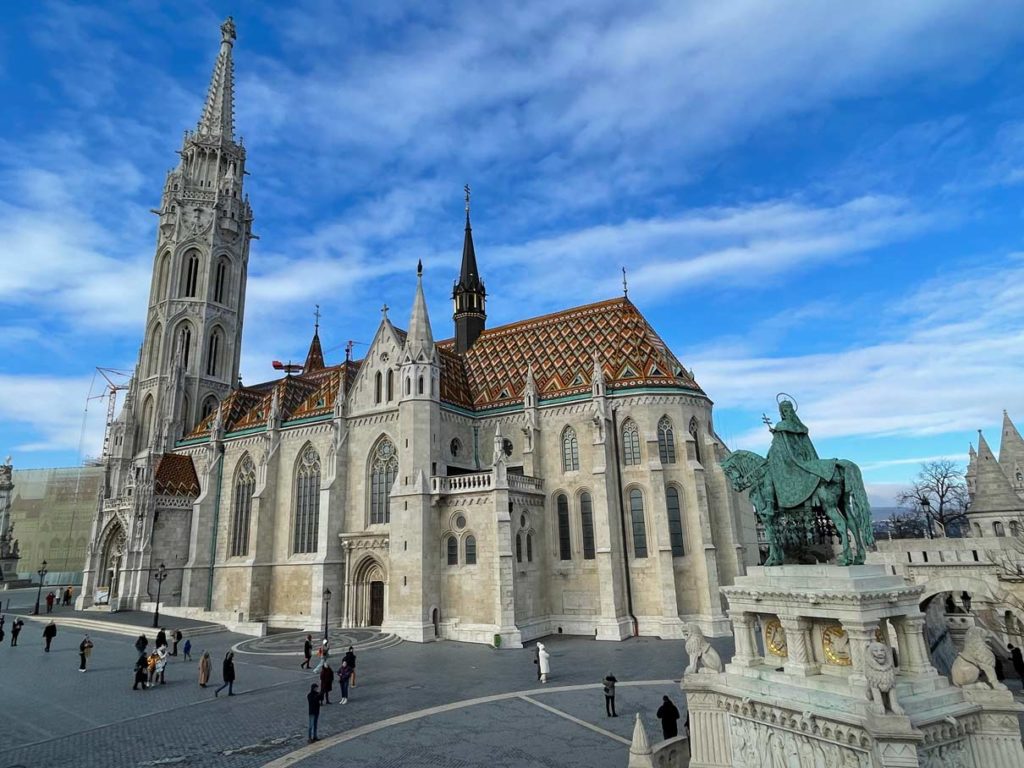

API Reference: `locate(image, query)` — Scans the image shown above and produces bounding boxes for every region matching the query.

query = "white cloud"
[0,374,103,456]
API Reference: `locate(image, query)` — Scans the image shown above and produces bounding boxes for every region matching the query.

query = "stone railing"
[507,473,544,494]
[430,471,545,496]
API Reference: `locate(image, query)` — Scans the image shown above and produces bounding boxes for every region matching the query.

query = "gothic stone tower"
[79,17,252,610]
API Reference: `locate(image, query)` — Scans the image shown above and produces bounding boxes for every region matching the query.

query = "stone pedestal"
[681,565,1024,768]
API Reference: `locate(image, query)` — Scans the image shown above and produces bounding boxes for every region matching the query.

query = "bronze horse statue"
[721,449,875,566]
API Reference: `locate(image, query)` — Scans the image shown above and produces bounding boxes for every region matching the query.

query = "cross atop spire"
[313,303,321,333]
[464,183,471,215]
[197,17,237,140]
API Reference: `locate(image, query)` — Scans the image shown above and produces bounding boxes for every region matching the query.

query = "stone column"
[730,612,761,667]
[894,615,936,676]
[779,616,817,676]
[844,620,878,698]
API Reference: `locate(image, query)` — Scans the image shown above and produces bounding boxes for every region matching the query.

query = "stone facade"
[78,18,760,645]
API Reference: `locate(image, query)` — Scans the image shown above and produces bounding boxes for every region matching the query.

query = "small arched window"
[156,252,171,301]
[181,250,200,297]
[369,438,398,525]
[516,533,523,563]
[213,257,229,303]
[148,324,163,376]
[580,492,595,560]
[622,419,641,466]
[527,533,533,562]
[561,427,580,472]
[1010,520,1022,538]
[666,486,685,557]
[177,324,193,370]
[994,521,1006,537]
[418,375,424,395]
[201,395,218,422]
[557,494,571,560]
[206,329,222,377]
[386,370,394,401]
[446,535,458,565]
[230,455,256,556]
[140,395,155,448]
[465,535,477,565]
[629,488,648,558]
[657,417,676,464]
[405,377,411,396]
[293,446,321,554]
[374,372,382,404]
[689,417,701,464]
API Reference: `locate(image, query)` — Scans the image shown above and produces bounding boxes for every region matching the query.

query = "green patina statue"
[721,396,874,566]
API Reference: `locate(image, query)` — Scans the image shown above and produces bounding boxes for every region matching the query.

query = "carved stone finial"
[220,16,237,45]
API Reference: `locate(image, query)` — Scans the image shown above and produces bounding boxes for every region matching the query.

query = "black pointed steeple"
[453,185,486,354]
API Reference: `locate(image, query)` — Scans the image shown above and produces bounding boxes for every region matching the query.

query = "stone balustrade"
[430,470,545,496]
[507,473,544,493]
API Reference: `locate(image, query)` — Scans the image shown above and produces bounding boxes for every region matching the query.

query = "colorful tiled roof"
[438,297,700,410]
[154,453,200,496]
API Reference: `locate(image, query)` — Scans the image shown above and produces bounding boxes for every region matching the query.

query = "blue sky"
[2,1,1024,506]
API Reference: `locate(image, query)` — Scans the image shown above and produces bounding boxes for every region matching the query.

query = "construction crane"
[82,368,131,463]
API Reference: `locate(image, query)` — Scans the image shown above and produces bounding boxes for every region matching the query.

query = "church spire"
[405,260,437,364]
[197,17,237,140]
[303,305,325,373]
[453,185,486,355]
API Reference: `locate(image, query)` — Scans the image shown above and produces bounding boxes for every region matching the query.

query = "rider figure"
[766,399,835,508]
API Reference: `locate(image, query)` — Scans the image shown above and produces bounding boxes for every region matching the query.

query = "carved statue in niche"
[682,622,723,675]
[864,640,904,715]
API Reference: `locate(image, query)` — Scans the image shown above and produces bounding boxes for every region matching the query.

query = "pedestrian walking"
[301,634,313,669]
[319,662,334,704]
[172,629,183,656]
[64,586,73,606]
[182,638,192,661]
[147,650,159,685]
[657,695,680,739]
[155,627,167,650]
[603,672,618,716]
[313,638,329,673]
[1009,644,1024,680]
[199,650,212,687]
[43,620,57,651]
[78,635,94,672]
[215,651,236,696]
[133,652,149,690]
[537,642,550,683]
[156,646,169,684]
[11,618,23,646]
[45,591,55,613]
[343,646,357,686]
[306,683,321,742]
[533,643,541,680]
[338,660,352,704]
[134,634,148,655]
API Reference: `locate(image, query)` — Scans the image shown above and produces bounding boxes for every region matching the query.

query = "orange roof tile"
[154,453,199,496]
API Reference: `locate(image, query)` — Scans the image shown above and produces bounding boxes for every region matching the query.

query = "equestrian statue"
[720,395,874,566]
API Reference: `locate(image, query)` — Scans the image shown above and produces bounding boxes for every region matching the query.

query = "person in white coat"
[538,642,551,683]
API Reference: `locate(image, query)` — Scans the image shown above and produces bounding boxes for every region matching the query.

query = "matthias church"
[80,18,759,645]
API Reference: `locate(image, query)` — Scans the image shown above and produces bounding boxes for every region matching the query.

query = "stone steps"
[13,613,223,639]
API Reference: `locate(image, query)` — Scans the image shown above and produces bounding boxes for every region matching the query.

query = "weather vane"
[622,267,628,298]
[313,304,321,333]
[464,183,471,213]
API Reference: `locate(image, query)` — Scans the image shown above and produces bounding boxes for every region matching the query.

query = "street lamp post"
[152,563,168,628]
[322,587,332,640]
[32,560,48,615]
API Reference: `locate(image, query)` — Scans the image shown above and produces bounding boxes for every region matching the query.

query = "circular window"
[520,514,527,529]
[450,438,461,458]
[502,438,513,457]
[455,515,467,529]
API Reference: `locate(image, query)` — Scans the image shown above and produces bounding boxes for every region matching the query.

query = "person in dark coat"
[343,646,357,686]
[133,652,149,690]
[43,620,57,651]
[215,651,236,696]
[338,660,352,704]
[78,634,94,672]
[11,618,22,646]
[172,629,183,656]
[134,634,148,655]
[45,591,55,613]
[1009,644,1024,680]
[301,634,313,669]
[307,683,321,742]
[657,696,681,739]
[155,628,167,650]
[603,673,618,717]
[319,662,334,704]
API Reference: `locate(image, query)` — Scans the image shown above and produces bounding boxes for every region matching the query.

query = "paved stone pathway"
[233,627,402,656]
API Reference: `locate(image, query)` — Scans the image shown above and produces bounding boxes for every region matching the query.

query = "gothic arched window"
[230,455,256,557]
[369,438,398,525]
[181,250,200,298]
[657,417,676,464]
[140,395,155,448]
[206,329,222,377]
[446,535,458,565]
[557,493,571,560]
[148,323,163,376]
[293,445,321,554]
[201,395,218,422]
[386,369,394,401]
[516,533,523,563]
[666,486,685,557]
[527,532,534,562]
[629,488,648,558]
[994,521,1006,537]
[689,417,701,464]
[213,257,230,304]
[465,535,477,565]
[561,427,580,472]
[156,252,171,301]
[622,419,641,466]
[374,372,382,404]
[177,323,193,371]
[580,491,595,560]
[418,375,424,395]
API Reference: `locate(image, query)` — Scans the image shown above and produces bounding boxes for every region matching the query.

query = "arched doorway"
[432,607,440,638]
[97,522,126,604]
[350,556,386,628]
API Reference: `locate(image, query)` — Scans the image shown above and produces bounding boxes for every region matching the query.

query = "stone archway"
[348,556,386,628]
[96,522,126,603]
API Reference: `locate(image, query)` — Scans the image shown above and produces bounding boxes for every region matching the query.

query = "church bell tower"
[132,16,253,453]
[452,186,486,355]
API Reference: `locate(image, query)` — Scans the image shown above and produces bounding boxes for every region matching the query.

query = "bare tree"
[882,507,927,539]
[896,460,969,538]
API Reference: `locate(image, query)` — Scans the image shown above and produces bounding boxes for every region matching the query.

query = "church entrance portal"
[97,522,126,604]
[370,581,384,626]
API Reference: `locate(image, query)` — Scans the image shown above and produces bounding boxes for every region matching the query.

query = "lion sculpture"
[682,622,723,675]
[950,626,1007,690]
[864,641,904,715]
